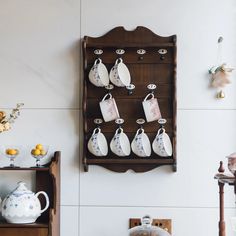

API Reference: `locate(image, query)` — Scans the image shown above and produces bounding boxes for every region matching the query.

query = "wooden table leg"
[219,182,225,236]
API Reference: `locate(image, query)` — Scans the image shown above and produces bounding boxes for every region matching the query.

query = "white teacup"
[110,127,131,156]
[131,128,151,157]
[142,93,162,122]
[87,128,108,156]
[89,58,109,87]
[109,58,131,87]
[152,128,172,157]
[99,93,120,122]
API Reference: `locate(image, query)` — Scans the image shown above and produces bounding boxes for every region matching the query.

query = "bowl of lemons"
[4,146,21,168]
[31,144,49,168]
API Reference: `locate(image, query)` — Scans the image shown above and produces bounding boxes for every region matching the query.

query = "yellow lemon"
[6,149,11,155]
[40,149,46,156]
[36,144,43,150]
[33,149,41,156]
[8,149,17,155]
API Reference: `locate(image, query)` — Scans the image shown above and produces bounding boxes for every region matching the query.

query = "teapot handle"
[35,191,50,214]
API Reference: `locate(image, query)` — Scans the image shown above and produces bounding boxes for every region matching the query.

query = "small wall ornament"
[0,103,24,133]
[209,37,234,99]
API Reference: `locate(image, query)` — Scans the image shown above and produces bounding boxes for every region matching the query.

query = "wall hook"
[116,49,125,55]
[126,83,135,95]
[147,84,157,94]
[94,49,103,55]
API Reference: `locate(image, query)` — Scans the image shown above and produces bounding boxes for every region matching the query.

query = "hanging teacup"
[99,93,120,122]
[142,93,162,122]
[89,58,109,87]
[131,128,151,157]
[87,127,108,156]
[152,127,172,157]
[110,127,130,157]
[109,58,131,87]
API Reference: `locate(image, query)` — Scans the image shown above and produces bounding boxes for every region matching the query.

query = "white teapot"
[0,181,49,224]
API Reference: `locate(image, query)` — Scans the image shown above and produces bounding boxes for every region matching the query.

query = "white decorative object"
[209,37,234,99]
[0,182,49,224]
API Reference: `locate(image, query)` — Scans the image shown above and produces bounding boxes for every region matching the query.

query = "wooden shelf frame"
[0,151,60,236]
[83,26,177,173]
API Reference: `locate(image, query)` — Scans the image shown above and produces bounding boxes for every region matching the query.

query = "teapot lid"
[129,216,171,236]
[11,182,33,196]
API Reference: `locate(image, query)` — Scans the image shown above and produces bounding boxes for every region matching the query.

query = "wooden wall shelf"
[83,26,177,173]
[0,151,60,236]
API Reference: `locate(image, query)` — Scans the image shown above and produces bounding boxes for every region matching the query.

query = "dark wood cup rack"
[0,151,60,236]
[82,26,177,173]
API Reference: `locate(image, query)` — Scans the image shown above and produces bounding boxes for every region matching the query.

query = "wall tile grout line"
[60,204,235,210]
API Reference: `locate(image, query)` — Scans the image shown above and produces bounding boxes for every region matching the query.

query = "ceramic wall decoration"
[142,93,162,122]
[109,58,131,87]
[209,37,234,99]
[89,58,109,87]
[87,127,108,156]
[0,182,49,224]
[0,103,24,133]
[99,93,120,122]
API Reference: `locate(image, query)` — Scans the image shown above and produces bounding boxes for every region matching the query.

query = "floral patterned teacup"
[89,58,109,87]
[152,128,172,157]
[87,127,108,156]
[110,127,130,157]
[99,93,120,122]
[131,128,151,157]
[142,93,162,122]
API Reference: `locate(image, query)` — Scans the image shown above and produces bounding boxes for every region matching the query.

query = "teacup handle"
[157,127,166,135]
[35,191,50,214]
[102,93,112,101]
[135,128,144,136]
[93,58,102,66]
[115,58,123,65]
[92,127,101,135]
[115,127,123,135]
[143,93,154,101]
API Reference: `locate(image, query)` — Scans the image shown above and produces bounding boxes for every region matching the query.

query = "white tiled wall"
[0,0,236,236]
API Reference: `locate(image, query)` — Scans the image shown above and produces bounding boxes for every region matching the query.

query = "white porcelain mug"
[142,93,162,122]
[87,127,108,156]
[110,127,131,156]
[131,128,151,157]
[89,58,109,87]
[152,128,172,157]
[99,93,120,122]
[109,58,131,87]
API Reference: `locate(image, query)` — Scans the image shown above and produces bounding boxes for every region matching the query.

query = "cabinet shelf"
[0,222,48,228]
[84,158,176,173]
[0,151,60,236]
[0,167,49,171]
